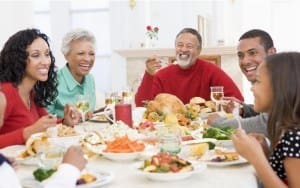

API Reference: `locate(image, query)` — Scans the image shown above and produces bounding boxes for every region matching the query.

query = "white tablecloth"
[14,122,258,188]
[16,157,258,188]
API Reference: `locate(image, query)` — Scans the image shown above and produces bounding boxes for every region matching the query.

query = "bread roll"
[189,97,206,105]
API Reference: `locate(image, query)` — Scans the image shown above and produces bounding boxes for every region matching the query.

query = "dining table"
[5,121,259,188]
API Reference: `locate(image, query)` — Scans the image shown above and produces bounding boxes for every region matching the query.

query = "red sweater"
[135,58,244,106]
[0,83,48,148]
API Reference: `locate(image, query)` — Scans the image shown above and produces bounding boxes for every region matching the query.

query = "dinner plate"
[134,162,206,181]
[21,170,114,188]
[215,139,233,147]
[199,149,248,167]
[30,132,83,148]
[181,138,217,145]
[203,156,248,167]
[0,145,38,165]
[88,113,109,123]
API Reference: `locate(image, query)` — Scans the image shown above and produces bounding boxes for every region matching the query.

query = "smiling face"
[175,33,201,69]
[251,62,273,113]
[65,39,95,83]
[237,37,272,82]
[25,37,51,82]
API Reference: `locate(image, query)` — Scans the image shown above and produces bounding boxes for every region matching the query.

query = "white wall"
[1,0,300,103]
[0,1,34,49]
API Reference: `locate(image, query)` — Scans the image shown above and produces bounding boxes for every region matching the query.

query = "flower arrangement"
[146,25,159,40]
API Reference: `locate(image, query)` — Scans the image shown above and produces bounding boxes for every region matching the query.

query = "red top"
[0,83,48,148]
[135,58,244,106]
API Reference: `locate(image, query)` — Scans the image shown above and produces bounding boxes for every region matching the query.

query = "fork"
[232,102,242,129]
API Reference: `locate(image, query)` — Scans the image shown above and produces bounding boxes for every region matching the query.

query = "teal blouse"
[47,64,96,118]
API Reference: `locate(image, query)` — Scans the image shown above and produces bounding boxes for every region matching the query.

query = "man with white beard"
[135,28,243,106]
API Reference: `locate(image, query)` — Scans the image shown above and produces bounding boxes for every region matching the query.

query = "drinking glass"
[105,92,114,106]
[38,147,63,169]
[122,86,133,104]
[210,86,224,112]
[158,125,181,154]
[75,94,90,121]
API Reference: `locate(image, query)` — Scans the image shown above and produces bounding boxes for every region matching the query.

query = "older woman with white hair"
[47,28,96,119]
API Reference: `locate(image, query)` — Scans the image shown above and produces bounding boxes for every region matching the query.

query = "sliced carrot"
[103,136,145,153]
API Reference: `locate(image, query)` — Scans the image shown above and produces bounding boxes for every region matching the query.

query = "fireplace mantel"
[115,46,236,58]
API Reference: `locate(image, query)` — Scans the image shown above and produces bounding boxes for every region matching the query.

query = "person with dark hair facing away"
[233,52,300,187]
[0,28,81,148]
[135,27,243,106]
[0,146,87,188]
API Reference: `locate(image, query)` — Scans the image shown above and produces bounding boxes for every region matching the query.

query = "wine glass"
[105,92,114,106]
[75,94,90,121]
[122,86,133,104]
[210,86,224,112]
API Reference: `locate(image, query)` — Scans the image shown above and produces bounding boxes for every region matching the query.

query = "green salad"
[33,168,57,182]
[203,126,235,140]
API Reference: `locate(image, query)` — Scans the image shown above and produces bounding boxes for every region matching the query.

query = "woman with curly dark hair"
[0,28,80,148]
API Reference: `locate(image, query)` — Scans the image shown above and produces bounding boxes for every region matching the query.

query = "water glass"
[38,147,63,169]
[158,125,181,154]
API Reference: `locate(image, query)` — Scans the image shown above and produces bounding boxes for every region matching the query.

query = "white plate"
[182,138,217,145]
[88,113,109,123]
[101,150,143,161]
[200,149,248,167]
[134,162,206,181]
[31,132,83,148]
[204,157,248,167]
[215,140,233,147]
[0,145,38,165]
[21,170,114,188]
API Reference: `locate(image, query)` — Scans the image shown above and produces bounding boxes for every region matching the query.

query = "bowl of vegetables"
[202,126,235,147]
[135,152,206,181]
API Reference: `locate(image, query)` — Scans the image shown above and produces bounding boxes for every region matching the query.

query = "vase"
[146,38,158,48]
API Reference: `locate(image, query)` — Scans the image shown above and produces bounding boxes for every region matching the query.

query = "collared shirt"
[47,64,96,118]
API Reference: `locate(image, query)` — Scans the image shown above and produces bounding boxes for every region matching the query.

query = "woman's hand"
[23,114,57,140]
[63,146,87,171]
[62,104,81,126]
[232,128,266,164]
